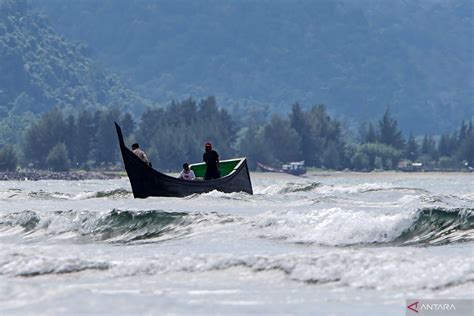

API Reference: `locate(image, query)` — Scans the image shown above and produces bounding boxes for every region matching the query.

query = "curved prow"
[114,122,126,149]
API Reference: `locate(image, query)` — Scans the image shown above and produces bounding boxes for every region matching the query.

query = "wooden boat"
[257,161,306,176]
[257,162,284,173]
[115,123,253,198]
[282,161,306,176]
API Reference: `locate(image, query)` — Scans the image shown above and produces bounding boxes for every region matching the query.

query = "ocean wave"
[256,182,321,195]
[315,183,432,196]
[188,190,254,202]
[113,250,473,291]
[0,209,242,243]
[89,209,191,242]
[2,249,472,290]
[0,210,40,231]
[278,182,321,194]
[254,207,473,247]
[88,188,133,199]
[2,207,471,247]
[254,207,412,245]
[0,189,71,200]
[0,188,133,201]
[360,186,430,194]
[0,253,109,277]
[393,208,474,246]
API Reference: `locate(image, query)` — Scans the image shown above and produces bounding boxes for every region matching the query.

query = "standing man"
[203,142,220,180]
[131,143,151,167]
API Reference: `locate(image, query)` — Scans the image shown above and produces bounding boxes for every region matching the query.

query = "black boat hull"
[115,123,253,198]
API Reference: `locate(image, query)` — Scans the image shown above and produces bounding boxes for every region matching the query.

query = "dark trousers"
[205,168,220,180]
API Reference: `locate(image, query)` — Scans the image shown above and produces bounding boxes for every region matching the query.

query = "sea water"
[0,172,472,315]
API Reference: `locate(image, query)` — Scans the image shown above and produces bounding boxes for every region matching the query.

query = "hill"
[0,0,149,118]
[32,0,473,133]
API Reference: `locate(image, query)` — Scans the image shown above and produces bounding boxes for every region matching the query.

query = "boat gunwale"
[145,156,248,186]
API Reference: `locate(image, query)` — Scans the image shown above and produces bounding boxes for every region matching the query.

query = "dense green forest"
[1,97,472,172]
[0,0,150,145]
[32,0,474,133]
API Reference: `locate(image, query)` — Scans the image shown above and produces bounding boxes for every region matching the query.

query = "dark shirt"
[203,150,219,179]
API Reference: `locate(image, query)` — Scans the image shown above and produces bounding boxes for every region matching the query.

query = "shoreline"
[0,168,471,181]
[0,170,123,181]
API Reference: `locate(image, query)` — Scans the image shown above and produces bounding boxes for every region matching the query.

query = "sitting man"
[179,163,196,180]
[131,143,151,167]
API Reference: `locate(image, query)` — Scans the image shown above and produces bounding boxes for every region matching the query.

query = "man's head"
[205,142,212,151]
[131,143,139,150]
[183,163,190,171]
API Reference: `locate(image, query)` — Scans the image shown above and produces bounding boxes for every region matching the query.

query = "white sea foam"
[101,249,474,291]
[1,248,471,292]
[253,207,415,245]
[0,253,109,277]
[315,182,395,195]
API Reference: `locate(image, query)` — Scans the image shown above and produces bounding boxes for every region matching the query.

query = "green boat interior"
[190,158,243,178]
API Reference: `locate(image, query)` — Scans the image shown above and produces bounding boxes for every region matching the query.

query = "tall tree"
[236,126,271,169]
[64,114,77,164]
[290,103,345,167]
[438,133,455,157]
[421,135,437,160]
[378,107,404,149]
[46,142,70,171]
[0,144,18,171]
[263,115,302,163]
[365,123,377,143]
[23,107,66,167]
[75,110,95,164]
[307,104,344,167]
[93,108,120,164]
[456,120,474,166]
[119,112,135,139]
[289,103,313,162]
[405,133,418,160]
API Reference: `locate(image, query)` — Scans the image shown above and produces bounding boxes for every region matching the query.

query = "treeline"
[0,96,472,172]
[352,114,473,170]
[240,104,473,171]
[19,106,129,171]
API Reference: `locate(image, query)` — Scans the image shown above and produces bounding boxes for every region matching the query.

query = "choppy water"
[0,172,472,315]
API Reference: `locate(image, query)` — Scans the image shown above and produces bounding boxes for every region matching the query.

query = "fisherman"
[203,142,220,180]
[131,143,151,167]
[178,162,196,180]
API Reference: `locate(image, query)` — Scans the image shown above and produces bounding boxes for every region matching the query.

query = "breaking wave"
[255,207,473,246]
[89,209,190,242]
[256,181,321,195]
[279,182,322,193]
[3,250,472,289]
[0,188,133,200]
[0,253,109,277]
[107,251,474,290]
[0,209,241,243]
[1,207,472,247]
[394,208,474,246]
[360,186,430,194]
[87,188,133,199]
